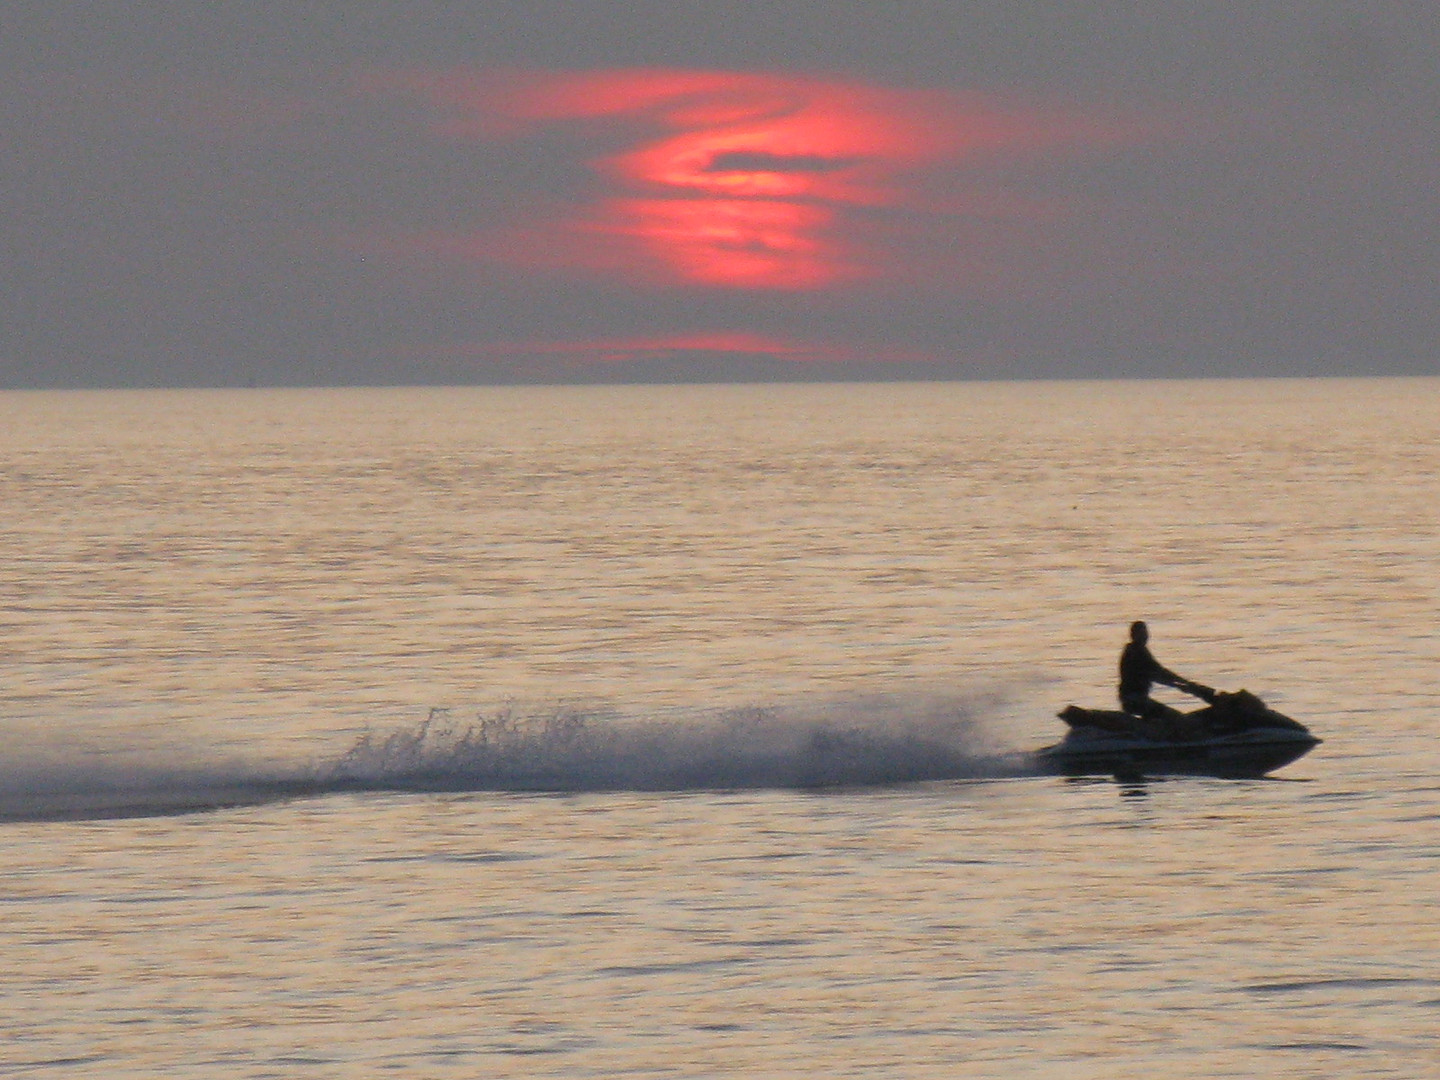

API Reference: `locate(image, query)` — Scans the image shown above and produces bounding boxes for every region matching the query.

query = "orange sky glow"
[372,68,1143,295]
[7,8,1434,387]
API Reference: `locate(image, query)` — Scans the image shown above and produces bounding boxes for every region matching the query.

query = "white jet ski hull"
[1039,690,1321,778]
[1036,725,1320,778]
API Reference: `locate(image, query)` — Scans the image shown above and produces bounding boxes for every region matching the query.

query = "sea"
[1,378,1437,1078]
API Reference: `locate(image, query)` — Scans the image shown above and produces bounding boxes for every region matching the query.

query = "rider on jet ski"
[1119,621,1216,728]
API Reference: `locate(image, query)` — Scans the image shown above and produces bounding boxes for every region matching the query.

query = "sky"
[3,2,1437,387]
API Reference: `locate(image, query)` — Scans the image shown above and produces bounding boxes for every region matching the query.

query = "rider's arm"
[1150,660,1184,689]
[1154,663,1216,702]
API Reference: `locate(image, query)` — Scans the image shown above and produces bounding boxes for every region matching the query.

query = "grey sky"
[3,3,1436,386]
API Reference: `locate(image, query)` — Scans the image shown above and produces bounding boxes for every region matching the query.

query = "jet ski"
[1036,690,1320,778]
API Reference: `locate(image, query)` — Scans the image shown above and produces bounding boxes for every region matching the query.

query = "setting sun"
[370,68,1102,291]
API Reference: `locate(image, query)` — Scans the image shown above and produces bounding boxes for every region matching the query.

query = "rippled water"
[1,380,1437,1077]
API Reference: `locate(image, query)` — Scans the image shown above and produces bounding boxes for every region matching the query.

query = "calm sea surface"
[1,379,1437,1077]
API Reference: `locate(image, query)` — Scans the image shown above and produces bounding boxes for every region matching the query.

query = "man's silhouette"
[1118,621,1215,721]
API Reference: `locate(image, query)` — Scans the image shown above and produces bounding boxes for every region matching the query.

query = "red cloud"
[418,331,941,377]
[365,68,1148,291]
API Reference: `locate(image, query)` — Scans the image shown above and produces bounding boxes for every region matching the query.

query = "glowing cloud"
[366,68,1144,292]
[417,331,940,380]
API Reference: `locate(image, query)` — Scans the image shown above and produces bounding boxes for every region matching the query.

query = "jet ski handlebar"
[1174,679,1218,704]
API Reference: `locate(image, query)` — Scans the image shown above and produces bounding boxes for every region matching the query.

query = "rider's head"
[1130,620,1149,643]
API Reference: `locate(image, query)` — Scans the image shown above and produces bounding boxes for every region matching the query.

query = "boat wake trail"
[0,692,1034,822]
[325,694,1031,795]
[0,761,321,824]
